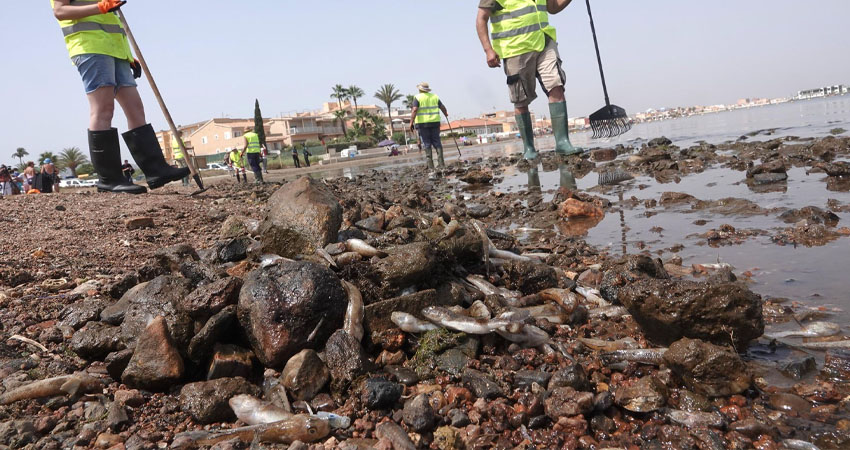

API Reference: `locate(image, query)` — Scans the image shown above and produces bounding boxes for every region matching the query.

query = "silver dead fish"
[229,394,293,425]
[0,373,104,405]
[345,239,387,258]
[421,306,512,334]
[601,348,667,365]
[665,408,725,428]
[576,286,610,307]
[578,337,639,352]
[765,321,841,339]
[341,280,365,342]
[391,312,439,333]
[497,324,551,347]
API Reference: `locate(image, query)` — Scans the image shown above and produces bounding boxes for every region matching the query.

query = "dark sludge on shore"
[0,135,848,449]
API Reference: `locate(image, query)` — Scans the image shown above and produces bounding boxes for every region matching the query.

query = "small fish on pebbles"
[0,373,104,405]
[765,321,841,339]
[345,239,387,258]
[391,312,439,333]
[229,394,293,425]
[341,280,364,342]
[601,348,667,365]
[421,306,513,334]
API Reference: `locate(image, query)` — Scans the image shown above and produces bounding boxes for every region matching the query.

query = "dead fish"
[465,275,498,296]
[601,348,667,365]
[438,220,461,242]
[665,408,725,428]
[421,306,511,334]
[578,337,639,352]
[765,321,841,339]
[468,300,491,320]
[375,421,416,450]
[306,317,325,343]
[576,286,610,307]
[496,324,551,347]
[781,439,821,450]
[315,248,337,268]
[335,252,362,266]
[391,312,439,333]
[260,254,285,268]
[345,239,387,258]
[314,411,350,429]
[538,288,578,314]
[229,394,293,425]
[0,373,104,405]
[693,262,734,273]
[341,280,365,342]
[470,220,490,277]
[588,305,630,319]
[190,415,330,446]
[489,246,531,262]
[799,340,850,350]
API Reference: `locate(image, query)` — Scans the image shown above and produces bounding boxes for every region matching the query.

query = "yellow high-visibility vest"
[229,151,244,168]
[171,138,185,160]
[244,132,262,154]
[490,0,557,59]
[50,0,133,62]
[414,93,441,125]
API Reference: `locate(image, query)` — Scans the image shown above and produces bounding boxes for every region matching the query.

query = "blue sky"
[3,0,849,166]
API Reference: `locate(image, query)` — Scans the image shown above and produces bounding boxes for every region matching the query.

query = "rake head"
[598,168,633,186]
[589,104,632,139]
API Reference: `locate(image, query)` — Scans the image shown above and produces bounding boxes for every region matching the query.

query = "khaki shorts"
[503,38,566,108]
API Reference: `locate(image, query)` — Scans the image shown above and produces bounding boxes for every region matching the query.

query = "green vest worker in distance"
[229,148,247,184]
[171,135,190,186]
[241,126,264,184]
[476,0,580,160]
[50,0,190,194]
[408,82,449,170]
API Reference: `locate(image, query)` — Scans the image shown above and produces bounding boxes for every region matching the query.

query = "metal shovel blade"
[589,104,632,139]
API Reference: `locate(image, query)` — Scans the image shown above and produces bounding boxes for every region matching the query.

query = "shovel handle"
[585,0,611,108]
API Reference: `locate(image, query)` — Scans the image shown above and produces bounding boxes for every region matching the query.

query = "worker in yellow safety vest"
[50,0,189,194]
[228,148,246,184]
[241,126,264,184]
[171,134,190,186]
[476,0,580,160]
[408,82,449,171]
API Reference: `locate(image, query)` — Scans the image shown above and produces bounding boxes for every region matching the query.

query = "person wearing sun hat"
[409,82,449,170]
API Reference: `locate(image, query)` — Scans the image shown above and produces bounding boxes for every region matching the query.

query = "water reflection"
[527,167,541,192]
[559,164,577,191]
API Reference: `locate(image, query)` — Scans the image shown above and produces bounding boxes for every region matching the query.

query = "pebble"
[124,217,154,230]
[402,394,436,433]
[362,377,402,410]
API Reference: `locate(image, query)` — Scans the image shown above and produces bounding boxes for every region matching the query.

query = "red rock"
[558,198,604,219]
[124,217,154,230]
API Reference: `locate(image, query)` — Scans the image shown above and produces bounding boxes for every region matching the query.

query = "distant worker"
[228,148,246,183]
[476,0,580,160]
[121,159,135,182]
[302,145,311,168]
[261,144,269,173]
[171,135,190,186]
[50,0,189,194]
[291,146,301,169]
[409,82,449,170]
[241,126,264,184]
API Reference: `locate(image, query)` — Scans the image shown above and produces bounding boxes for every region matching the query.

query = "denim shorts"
[72,54,137,94]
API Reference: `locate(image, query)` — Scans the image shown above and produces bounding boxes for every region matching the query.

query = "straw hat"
[416,82,431,93]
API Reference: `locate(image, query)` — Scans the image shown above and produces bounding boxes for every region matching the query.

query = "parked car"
[205,163,227,171]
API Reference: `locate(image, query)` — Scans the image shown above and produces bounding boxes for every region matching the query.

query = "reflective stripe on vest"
[490,0,557,59]
[414,93,441,125]
[171,138,185,160]
[50,0,133,62]
[230,152,244,167]
[244,132,262,153]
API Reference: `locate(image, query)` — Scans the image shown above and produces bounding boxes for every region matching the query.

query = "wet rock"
[459,170,493,185]
[433,225,485,264]
[729,418,772,439]
[677,390,712,412]
[100,297,130,326]
[260,177,343,257]
[752,172,788,185]
[125,216,154,230]
[503,260,558,295]
[177,277,241,321]
[436,348,470,377]
[663,338,752,397]
[448,409,470,427]
[545,387,594,418]
[614,376,668,412]
[238,261,347,368]
[612,278,763,348]
[385,366,419,386]
[105,349,133,381]
[179,377,260,424]
[778,356,817,380]
[121,316,184,391]
[648,136,673,148]
[515,370,551,389]
[179,260,225,286]
[60,298,109,330]
[217,237,251,263]
[362,377,402,410]
[768,392,812,414]
[119,275,194,352]
[467,204,492,219]
[106,402,130,431]
[187,305,237,364]
[822,349,850,382]
[660,192,697,206]
[591,148,618,162]
[403,393,436,432]
[548,364,590,392]
[375,242,437,289]
[779,206,840,226]
[559,198,604,219]
[364,289,444,335]
[70,321,123,360]
[207,344,253,380]
[462,368,505,399]
[324,329,374,388]
[281,349,330,401]
[815,161,850,177]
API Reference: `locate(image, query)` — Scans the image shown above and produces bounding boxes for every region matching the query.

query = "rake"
[585,0,632,139]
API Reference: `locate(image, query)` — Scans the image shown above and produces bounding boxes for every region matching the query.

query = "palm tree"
[59,147,89,178]
[333,109,348,137]
[12,147,28,166]
[347,85,364,111]
[38,151,58,167]
[374,84,403,136]
[331,84,348,111]
[402,94,417,110]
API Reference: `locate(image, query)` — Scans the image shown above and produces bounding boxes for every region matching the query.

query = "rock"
[677,390,712,412]
[591,148,618,162]
[281,349,330,401]
[815,161,850,177]
[375,243,437,290]
[384,366,419,386]
[60,299,109,330]
[663,338,752,397]
[70,322,123,360]
[779,206,840,226]
[515,370,551,389]
[611,278,763,348]
[436,348,470,377]
[153,244,200,273]
[403,393,436,432]
[114,389,144,408]
[822,349,850,382]
[364,289,444,335]
[433,426,464,450]
[746,159,787,178]
[238,261,347,368]
[753,172,788,185]
[778,356,817,380]
[614,376,668,412]
[105,349,133,381]
[217,238,251,263]
[324,330,374,389]
[207,344,253,380]
[647,136,673,148]
[362,377,402,410]
[459,170,493,185]
[548,364,590,392]
[577,269,603,288]
[462,368,505,399]
[432,225,485,264]
[121,316,184,392]
[179,377,261,424]
[95,432,123,448]
[177,277,242,320]
[187,305,237,364]
[467,204,492,219]
[768,393,812,414]
[100,297,130,326]
[660,192,697,206]
[354,214,385,233]
[119,276,194,352]
[386,215,416,231]
[125,217,154,230]
[260,177,343,257]
[106,402,130,430]
[544,387,594,418]
[449,409,470,427]
[559,198,604,219]
[220,215,253,239]
[503,260,559,295]
[179,261,224,287]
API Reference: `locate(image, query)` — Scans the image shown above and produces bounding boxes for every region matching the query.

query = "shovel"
[117,10,207,195]
[585,0,631,139]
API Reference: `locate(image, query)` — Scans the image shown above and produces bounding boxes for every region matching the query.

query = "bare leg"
[115,86,147,130]
[87,86,117,131]
[547,86,565,103]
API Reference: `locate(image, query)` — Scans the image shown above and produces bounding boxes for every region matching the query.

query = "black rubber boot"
[122,124,190,189]
[89,129,147,195]
[254,171,264,184]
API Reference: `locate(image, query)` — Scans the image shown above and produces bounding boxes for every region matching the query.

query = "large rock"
[176,277,242,320]
[60,299,109,330]
[187,305,237,364]
[119,276,194,352]
[324,329,374,389]
[544,387,594,418]
[179,377,260,424]
[70,322,123,360]
[238,261,347,368]
[121,316,184,391]
[259,177,343,257]
[503,260,559,295]
[608,278,763,348]
[375,242,437,289]
[281,349,330,401]
[663,338,752,397]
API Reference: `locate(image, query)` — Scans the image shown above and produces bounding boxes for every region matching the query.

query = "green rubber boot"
[423,147,435,170]
[516,112,538,160]
[559,164,577,190]
[550,101,580,156]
